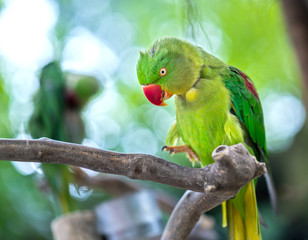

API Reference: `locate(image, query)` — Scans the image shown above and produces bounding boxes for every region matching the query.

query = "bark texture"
[0,139,266,240]
[161,144,266,240]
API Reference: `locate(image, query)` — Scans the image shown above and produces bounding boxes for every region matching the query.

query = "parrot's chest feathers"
[175,78,243,166]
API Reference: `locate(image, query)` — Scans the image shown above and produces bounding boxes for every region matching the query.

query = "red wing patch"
[238,70,259,100]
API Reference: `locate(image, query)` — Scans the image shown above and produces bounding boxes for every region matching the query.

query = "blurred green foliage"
[0,74,10,138]
[0,162,52,239]
[0,0,306,239]
[0,64,51,239]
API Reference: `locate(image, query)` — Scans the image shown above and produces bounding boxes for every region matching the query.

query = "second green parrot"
[137,37,275,240]
[28,62,99,216]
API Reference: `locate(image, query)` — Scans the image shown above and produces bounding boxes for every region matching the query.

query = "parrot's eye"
[159,67,167,77]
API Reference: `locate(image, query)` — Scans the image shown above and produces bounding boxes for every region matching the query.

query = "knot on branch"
[204,143,266,198]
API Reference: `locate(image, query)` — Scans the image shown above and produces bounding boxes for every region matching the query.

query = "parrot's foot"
[162,145,200,162]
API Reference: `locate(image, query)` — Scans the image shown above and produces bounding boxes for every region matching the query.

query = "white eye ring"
[159,67,167,77]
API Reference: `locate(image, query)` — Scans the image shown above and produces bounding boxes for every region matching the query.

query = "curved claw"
[162,145,175,155]
[161,145,200,162]
[169,149,174,155]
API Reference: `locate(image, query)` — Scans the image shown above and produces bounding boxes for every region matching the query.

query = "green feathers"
[137,37,204,95]
[137,37,267,167]
[28,61,100,216]
[223,67,267,160]
[137,37,270,240]
[29,62,73,215]
[29,62,67,141]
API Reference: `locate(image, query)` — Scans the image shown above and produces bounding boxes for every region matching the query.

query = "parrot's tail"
[222,181,262,240]
[41,164,75,216]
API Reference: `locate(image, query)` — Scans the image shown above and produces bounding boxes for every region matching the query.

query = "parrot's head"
[136,37,203,106]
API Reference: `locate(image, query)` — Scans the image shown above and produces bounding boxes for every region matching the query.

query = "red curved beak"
[142,84,173,106]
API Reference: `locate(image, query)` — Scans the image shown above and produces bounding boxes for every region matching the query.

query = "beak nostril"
[161,91,165,101]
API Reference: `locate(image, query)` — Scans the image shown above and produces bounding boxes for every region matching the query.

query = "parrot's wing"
[223,67,267,158]
[28,62,67,140]
[28,62,75,215]
[222,66,277,214]
[165,121,184,146]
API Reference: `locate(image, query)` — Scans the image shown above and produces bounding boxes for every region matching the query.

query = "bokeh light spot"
[263,92,306,151]
[0,0,57,69]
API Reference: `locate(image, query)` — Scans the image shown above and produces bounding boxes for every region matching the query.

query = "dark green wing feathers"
[28,62,67,141]
[223,66,267,162]
[223,66,277,214]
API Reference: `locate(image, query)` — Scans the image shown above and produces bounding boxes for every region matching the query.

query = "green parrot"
[137,37,275,240]
[28,62,99,216]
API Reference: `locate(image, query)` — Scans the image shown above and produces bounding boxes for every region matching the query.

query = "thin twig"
[73,168,178,214]
[74,167,216,238]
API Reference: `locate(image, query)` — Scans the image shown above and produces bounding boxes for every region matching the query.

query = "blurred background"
[0,0,307,239]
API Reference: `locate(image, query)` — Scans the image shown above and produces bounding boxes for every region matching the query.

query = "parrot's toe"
[162,145,175,155]
[230,194,237,199]
[161,145,200,162]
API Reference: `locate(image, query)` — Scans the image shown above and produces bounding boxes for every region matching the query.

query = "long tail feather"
[264,172,278,215]
[227,200,245,239]
[224,181,262,240]
[258,146,278,215]
[244,181,261,239]
[222,201,227,228]
[41,164,74,216]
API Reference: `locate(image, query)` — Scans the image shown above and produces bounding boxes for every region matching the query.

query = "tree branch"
[0,138,266,240]
[162,144,266,240]
[74,168,217,239]
[73,168,179,215]
[0,138,265,194]
[0,138,206,192]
